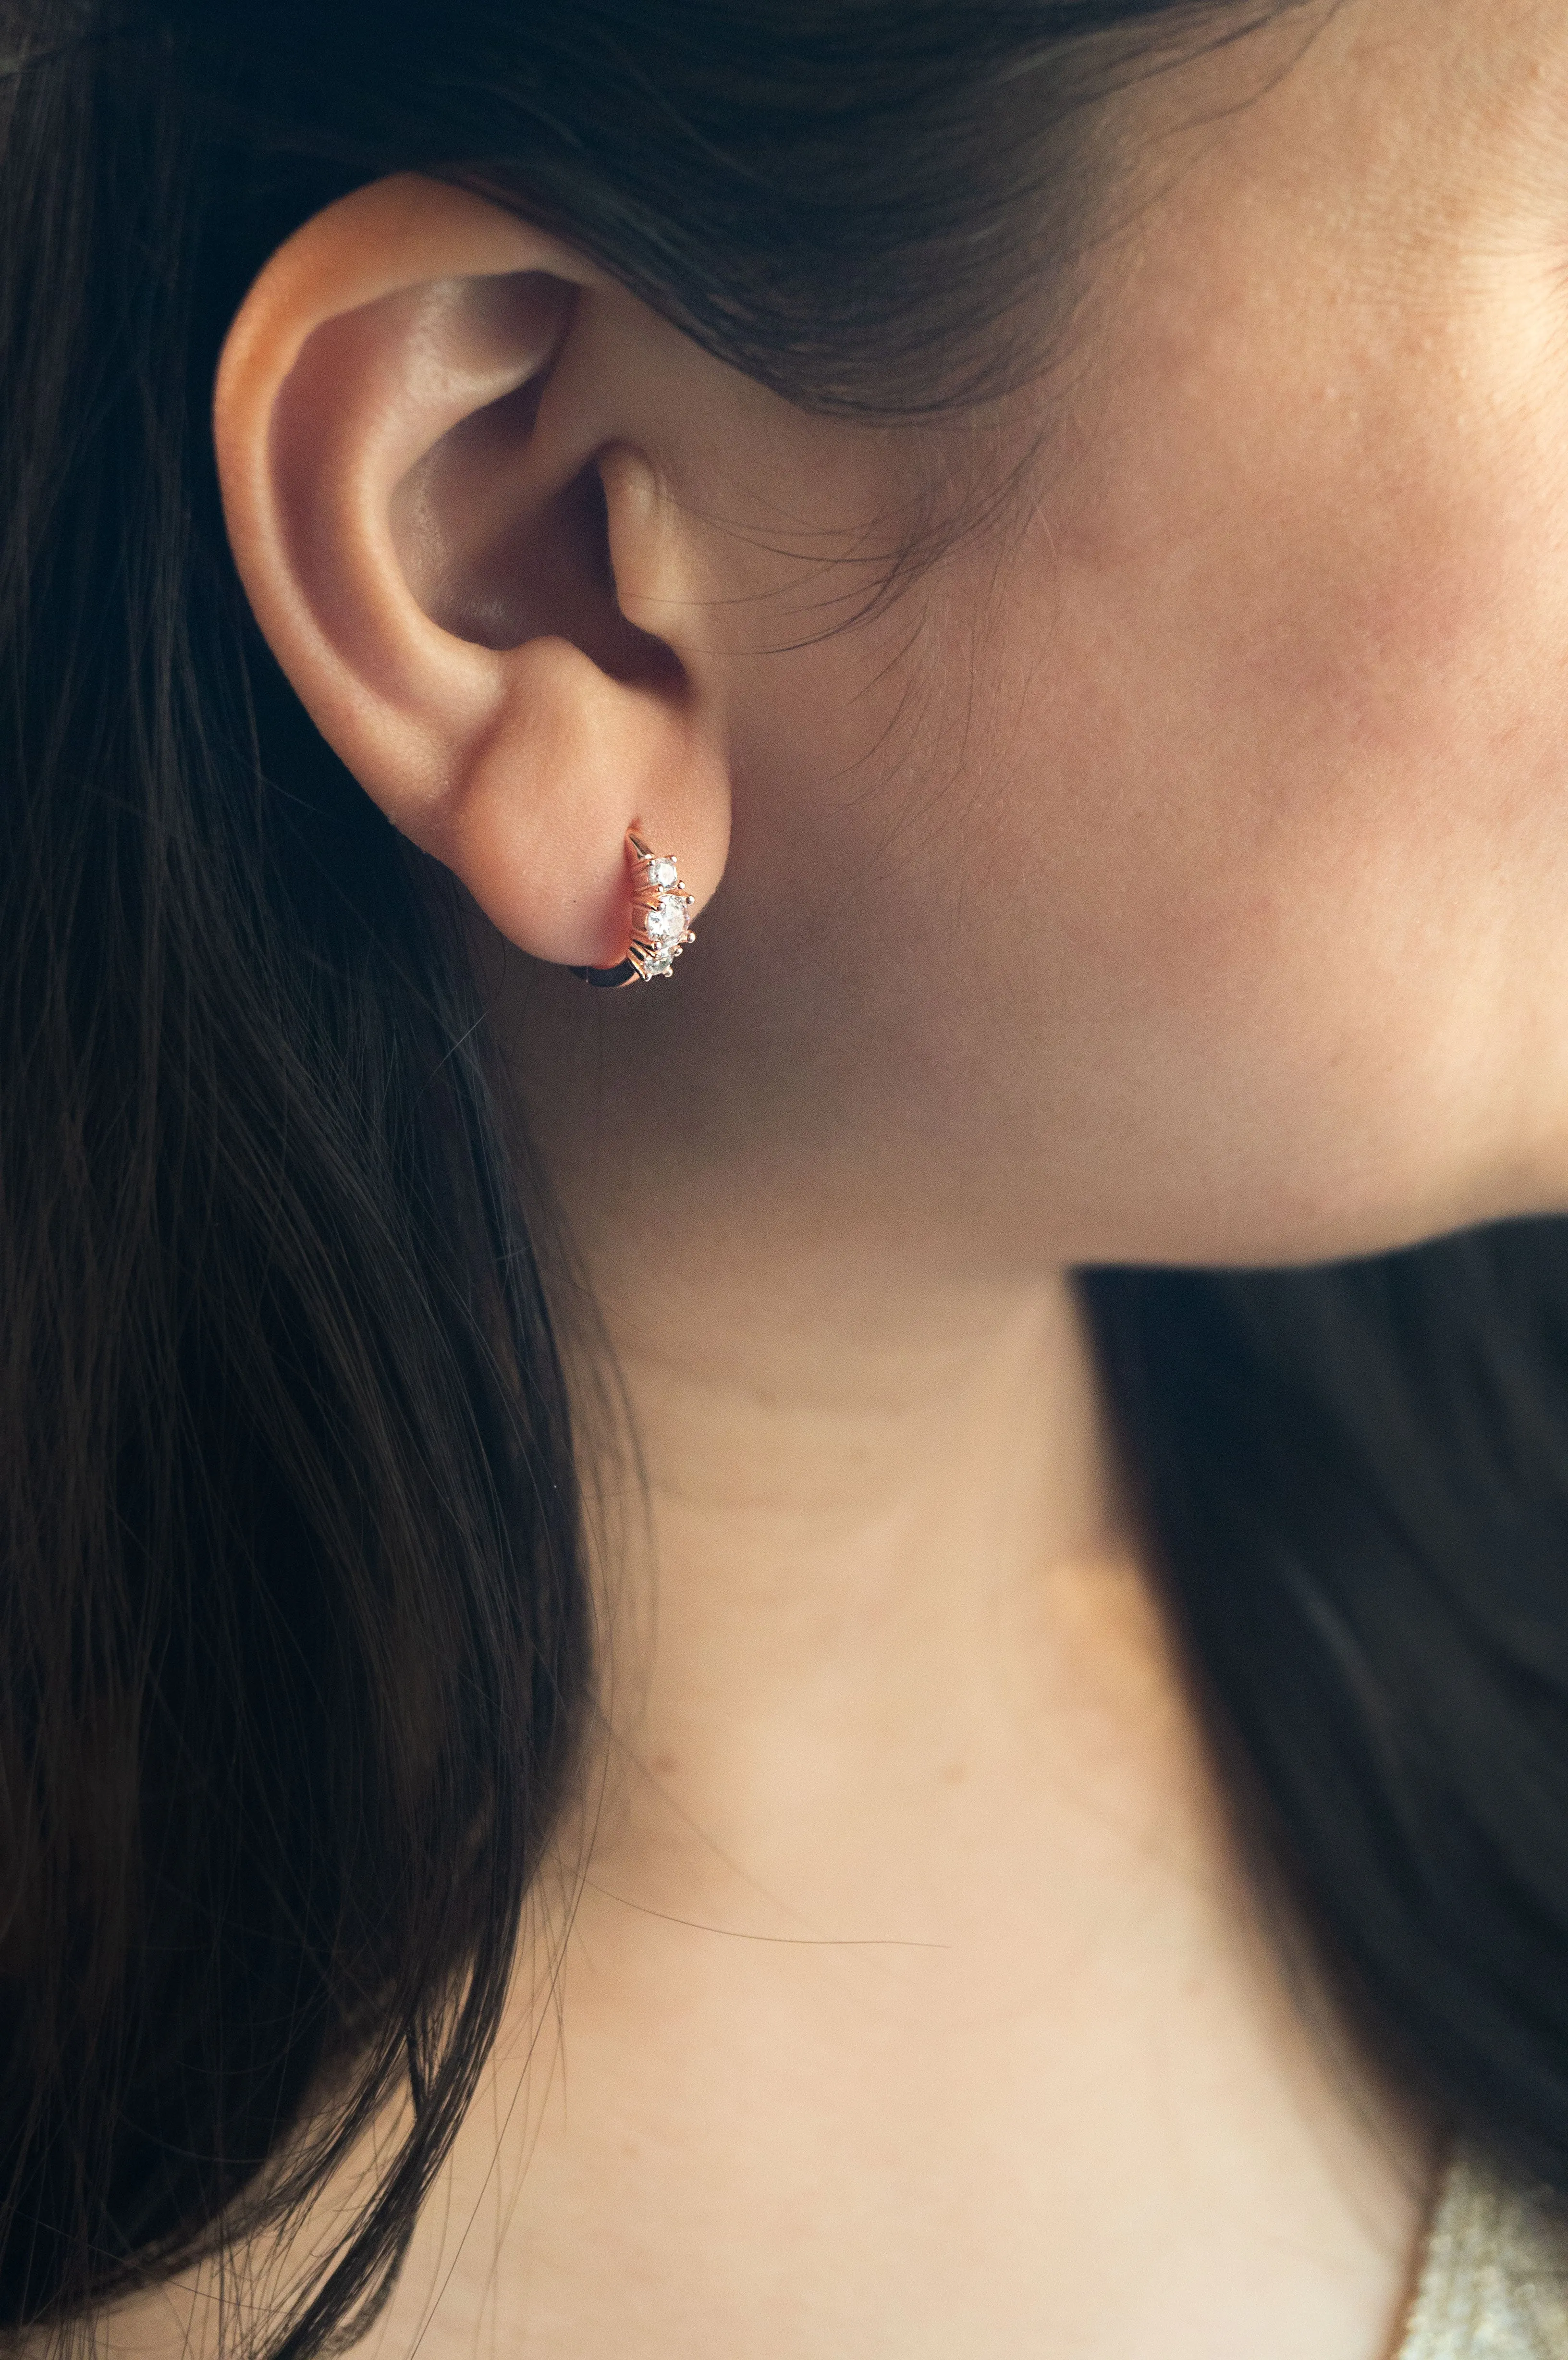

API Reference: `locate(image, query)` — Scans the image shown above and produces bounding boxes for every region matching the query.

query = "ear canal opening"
[585,455,687,692]
[395,405,683,690]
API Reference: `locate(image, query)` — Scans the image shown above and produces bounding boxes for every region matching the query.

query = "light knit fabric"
[1395,2145,1568,2358]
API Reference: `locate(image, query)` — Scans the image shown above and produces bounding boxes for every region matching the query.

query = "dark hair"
[4,0,1567,2351]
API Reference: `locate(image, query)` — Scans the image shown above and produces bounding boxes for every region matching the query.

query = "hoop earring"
[572,831,696,989]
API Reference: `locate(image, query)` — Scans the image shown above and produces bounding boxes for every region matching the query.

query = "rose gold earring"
[573,830,696,989]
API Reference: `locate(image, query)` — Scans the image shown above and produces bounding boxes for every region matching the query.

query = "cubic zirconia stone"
[648,855,679,889]
[645,896,686,941]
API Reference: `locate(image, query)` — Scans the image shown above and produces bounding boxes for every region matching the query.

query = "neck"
[502,961,1152,1926]
[427,951,1438,2360]
[592,1249,1120,1766]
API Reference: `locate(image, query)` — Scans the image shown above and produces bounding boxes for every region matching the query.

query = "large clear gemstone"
[644,895,687,941]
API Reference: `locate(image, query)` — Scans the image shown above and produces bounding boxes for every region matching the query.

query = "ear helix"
[572,829,697,989]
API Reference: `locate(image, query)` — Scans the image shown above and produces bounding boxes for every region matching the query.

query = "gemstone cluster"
[627,843,696,981]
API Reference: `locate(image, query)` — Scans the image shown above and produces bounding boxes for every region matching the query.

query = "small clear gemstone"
[648,855,679,889]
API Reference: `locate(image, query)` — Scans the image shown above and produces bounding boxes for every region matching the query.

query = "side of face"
[980,0,1568,1263]
[681,0,1568,1272]
[215,0,1568,1277]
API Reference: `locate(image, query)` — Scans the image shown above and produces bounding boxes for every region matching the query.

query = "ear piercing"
[573,831,696,989]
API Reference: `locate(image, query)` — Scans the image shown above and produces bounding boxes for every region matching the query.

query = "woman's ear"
[213,172,730,967]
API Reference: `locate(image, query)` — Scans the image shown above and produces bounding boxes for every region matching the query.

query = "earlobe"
[212,173,730,972]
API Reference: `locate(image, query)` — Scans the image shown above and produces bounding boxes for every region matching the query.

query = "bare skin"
[99,0,1568,2350]
[343,1254,1431,2360]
